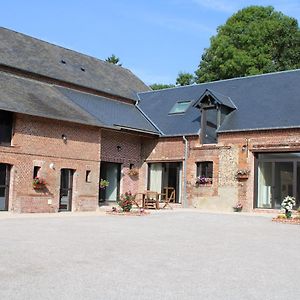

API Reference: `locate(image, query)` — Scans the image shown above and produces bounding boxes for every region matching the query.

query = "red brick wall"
[101,129,144,195]
[219,128,300,211]
[141,129,300,211]
[0,113,101,212]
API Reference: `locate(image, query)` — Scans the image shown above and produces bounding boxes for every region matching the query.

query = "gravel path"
[0,210,299,300]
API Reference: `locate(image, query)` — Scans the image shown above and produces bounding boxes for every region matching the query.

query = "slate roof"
[0,27,150,101]
[0,71,158,134]
[0,71,102,127]
[138,69,300,136]
[57,87,158,133]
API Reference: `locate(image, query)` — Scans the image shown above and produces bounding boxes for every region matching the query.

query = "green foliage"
[105,54,122,66]
[176,72,195,86]
[195,6,300,83]
[149,83,175,90]
[100,178,109,189]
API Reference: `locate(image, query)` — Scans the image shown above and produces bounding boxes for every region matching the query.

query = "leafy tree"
[195,6,300,83]
[176,72,195,86]
[149,83,175,90]
[105,54,122,66]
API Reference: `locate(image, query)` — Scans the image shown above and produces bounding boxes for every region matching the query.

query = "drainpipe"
[183,135,188,208]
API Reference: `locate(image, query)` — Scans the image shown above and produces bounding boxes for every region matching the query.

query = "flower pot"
[33,183,45,190]
[233,207,242,212]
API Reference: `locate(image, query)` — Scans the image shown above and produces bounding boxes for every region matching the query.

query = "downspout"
[183,135,189,208]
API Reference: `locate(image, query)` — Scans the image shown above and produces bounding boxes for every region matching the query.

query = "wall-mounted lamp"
[242,145,247,152]
[117,145,122,152]
[49,163,55,170]
[62,134,67,144]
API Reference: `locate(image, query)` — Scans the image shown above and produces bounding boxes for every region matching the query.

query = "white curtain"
[257,162,272,208]
[149,163,162,193]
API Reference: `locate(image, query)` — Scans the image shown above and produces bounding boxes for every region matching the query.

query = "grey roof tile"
[57,87,159,134]
[0,27,150,101]
[0,71,102,127]
[138,69,300,135]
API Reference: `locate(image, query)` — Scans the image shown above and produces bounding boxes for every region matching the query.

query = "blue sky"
[1,0,300,85]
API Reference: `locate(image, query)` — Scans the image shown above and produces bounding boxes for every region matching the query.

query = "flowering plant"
[128,168,139,177]
[117,191,135,212]
[236,169,250,177]
[281,195,296,218]
[100,179,109,189]
[32,177,46,189]
[233,202,243,209]
[233,201,243,212]
[196,176,212,185]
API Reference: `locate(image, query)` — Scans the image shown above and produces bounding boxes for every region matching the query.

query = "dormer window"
[193,89,236,145]
[169,100,191,114]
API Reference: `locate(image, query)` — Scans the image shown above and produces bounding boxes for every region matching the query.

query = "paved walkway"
[0,210,299,299]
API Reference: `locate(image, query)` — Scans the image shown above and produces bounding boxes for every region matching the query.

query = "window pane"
[274,162,293,209]
[203,109,217,144]
[197,162,213,181]
[169,101,191,114]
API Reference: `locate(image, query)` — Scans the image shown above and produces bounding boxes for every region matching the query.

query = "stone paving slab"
[0,210,298,299]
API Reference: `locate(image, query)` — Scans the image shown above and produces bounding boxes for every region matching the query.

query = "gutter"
[182,135,189,208]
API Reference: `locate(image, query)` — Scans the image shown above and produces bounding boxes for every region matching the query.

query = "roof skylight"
[169,100,192,114]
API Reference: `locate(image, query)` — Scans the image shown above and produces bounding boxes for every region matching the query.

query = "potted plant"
[128,168,139,177]
[233,202,243,212]
[195,176,212,186]
[33,177,46,189]
[281,195,295,218]
[100,178,109,189]
[117,191,135,212]
[236,169,250,180]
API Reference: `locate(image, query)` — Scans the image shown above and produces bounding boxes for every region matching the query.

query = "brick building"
[1,27,300,213]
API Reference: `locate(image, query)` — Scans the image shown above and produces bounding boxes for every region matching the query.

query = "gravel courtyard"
[0,210,299,300]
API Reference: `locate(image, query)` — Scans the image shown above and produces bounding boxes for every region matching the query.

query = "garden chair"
[161,187,175,209]
[144,191,159,209]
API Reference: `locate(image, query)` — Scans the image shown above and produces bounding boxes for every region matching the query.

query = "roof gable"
[193,89,236,109]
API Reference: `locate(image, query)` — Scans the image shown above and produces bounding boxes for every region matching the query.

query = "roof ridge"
[138,68,300,95]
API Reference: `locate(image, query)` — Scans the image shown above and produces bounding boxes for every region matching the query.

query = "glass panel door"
[59,169,74,211]
[99,162,121,202]
[257,162,272,208]
[274,162,293,209]
[0,164,10,211]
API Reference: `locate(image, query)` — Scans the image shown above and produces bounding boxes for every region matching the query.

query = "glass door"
[274,162,293,209]
[256,153,299,209]
[99,162,121,202]
[0,164,10,211]
[59,169,74,211]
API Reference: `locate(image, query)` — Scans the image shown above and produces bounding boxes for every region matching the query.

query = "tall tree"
[105,54,122,66]
[149,83,175,90]
[176,72,195,86]
[195,6,300,83]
